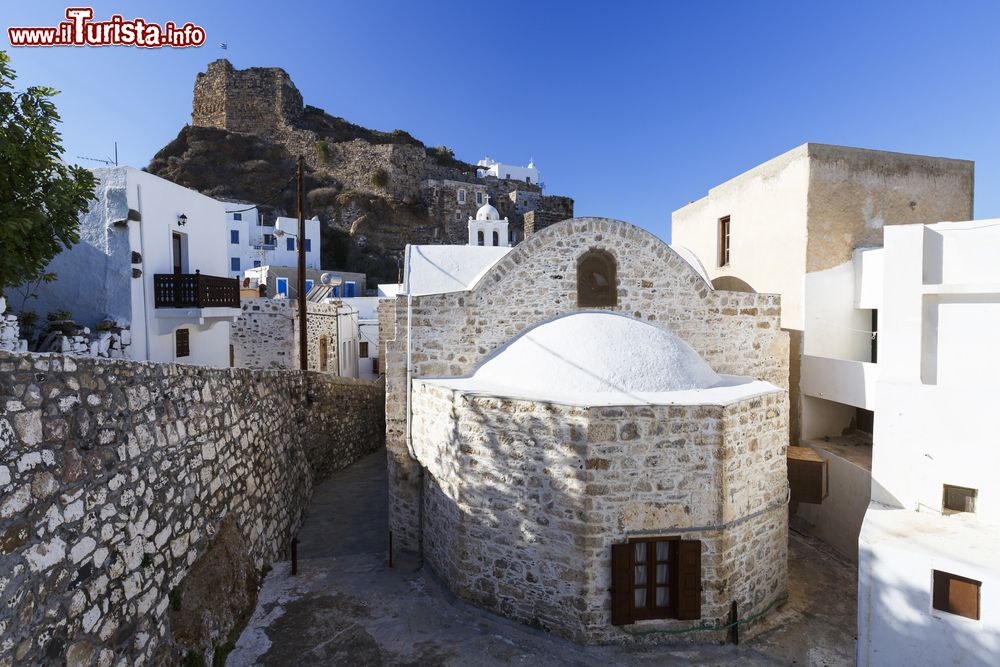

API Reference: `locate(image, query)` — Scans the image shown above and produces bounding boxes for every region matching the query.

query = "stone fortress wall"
[191,60,575,244]
[0,350,385,665]
[410,383,788,643]
[231,298,343,373]
[382,218,791,556]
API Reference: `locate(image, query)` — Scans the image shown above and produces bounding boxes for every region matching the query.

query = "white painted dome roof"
[471,312,721,395]
[475,203,501,221]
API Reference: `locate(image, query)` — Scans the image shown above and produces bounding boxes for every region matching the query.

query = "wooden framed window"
[718,215,731,267]
[175,328,190,358]
[611,538,701,625]
[359,341,369,358]
[458,189,466,204]
[577,249,617,308]
[943,485,977,515]
[933,570,980,620]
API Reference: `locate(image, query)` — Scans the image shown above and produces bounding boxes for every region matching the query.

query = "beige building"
[671,143,974,559]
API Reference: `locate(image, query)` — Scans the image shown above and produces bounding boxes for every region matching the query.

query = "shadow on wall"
[859,542,1000,666]
[419,390,593,641]
[711,276,757,293]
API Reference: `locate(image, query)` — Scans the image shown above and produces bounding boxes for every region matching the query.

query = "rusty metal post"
[296,155,307,371]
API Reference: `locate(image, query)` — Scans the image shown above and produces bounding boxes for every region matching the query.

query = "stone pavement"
[227,451,857,666]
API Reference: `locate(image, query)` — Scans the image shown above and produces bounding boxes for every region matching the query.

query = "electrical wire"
[224,173,297,214]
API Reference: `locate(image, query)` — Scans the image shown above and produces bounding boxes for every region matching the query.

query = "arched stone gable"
[382,218,790,554]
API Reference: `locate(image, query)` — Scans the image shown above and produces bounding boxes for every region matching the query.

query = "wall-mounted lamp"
[177,213,188,226]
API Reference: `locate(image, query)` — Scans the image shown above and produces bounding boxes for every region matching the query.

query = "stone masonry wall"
[383,218,790,554]
[231,298,341,373]
[410,382,787,644]
[0,351,385,666]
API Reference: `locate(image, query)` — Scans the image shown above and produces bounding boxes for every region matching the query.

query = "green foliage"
[0,51,96,297]
[430,145,454,159]
[18,311,37,327]
[315,138,330,164]
[212,641,236,667]
[182,650,205,667]
[370,168,388,189]
[46,309,71,321]
[169,586,183,612]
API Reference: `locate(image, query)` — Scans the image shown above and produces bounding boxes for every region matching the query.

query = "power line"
[224,173,297,214]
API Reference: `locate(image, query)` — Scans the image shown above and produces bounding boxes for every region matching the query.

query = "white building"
[226,208,321,278]
[467,199,510,248]
[26,167,240,367]
[857,220,1000,667]
[671,143,974,562]
[338,296,380,380]
[476,156,540,186]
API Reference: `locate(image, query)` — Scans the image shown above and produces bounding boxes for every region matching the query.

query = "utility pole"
[297,155,308,371]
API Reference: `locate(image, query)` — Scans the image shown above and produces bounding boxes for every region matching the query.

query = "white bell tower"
[468,195,510,247]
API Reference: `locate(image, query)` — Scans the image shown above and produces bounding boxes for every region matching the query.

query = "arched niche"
[577,249,617,308]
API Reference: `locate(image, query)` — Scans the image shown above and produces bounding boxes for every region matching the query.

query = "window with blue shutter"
[231,257,240,271]
[305,239,312,252]
[345,282,356,297]
[305,279,314,293]
[286,238,295,251]
[230,230,239,244]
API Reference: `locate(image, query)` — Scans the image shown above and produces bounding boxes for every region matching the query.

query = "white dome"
[471,312,720,395]
[476,203,501,221]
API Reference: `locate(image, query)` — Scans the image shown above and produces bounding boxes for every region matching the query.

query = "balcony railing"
[154,272,240,309]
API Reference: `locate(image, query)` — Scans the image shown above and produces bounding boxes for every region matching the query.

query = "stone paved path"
[228,451,857,666]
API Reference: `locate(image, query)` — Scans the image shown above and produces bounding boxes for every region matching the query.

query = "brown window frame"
[359,341,369,358]
[628,536,679,621]
[319,336,329,372]
[718,216,731,267]
[611,537,701,625]
[175,328,190,358]
[933,570,981,620]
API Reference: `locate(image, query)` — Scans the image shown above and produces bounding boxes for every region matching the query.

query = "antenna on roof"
[77,141,118,166]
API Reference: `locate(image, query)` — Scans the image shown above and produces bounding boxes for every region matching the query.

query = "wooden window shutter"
[175,328,190,358]
[676,540,702,620]
[610,542,633,626]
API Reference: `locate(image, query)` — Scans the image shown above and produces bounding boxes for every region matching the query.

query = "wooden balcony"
[154,272,240,309]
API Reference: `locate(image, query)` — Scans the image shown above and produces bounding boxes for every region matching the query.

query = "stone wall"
[192,60,303,139]
[231,298,343,373]
[0,350,385,666]
[383,218,790,554]
[0,308,26,353]
[410,382,787,644]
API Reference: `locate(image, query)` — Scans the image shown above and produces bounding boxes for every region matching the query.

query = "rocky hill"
[147,60,573,287]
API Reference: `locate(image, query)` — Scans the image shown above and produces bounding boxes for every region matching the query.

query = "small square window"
[230,230,240,244]
[943,485,977,515]
[933,570,980,620]
[253,260,261,268]
[233,212,242,221]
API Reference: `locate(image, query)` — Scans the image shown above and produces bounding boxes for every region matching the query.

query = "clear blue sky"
[6,1,999,241]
